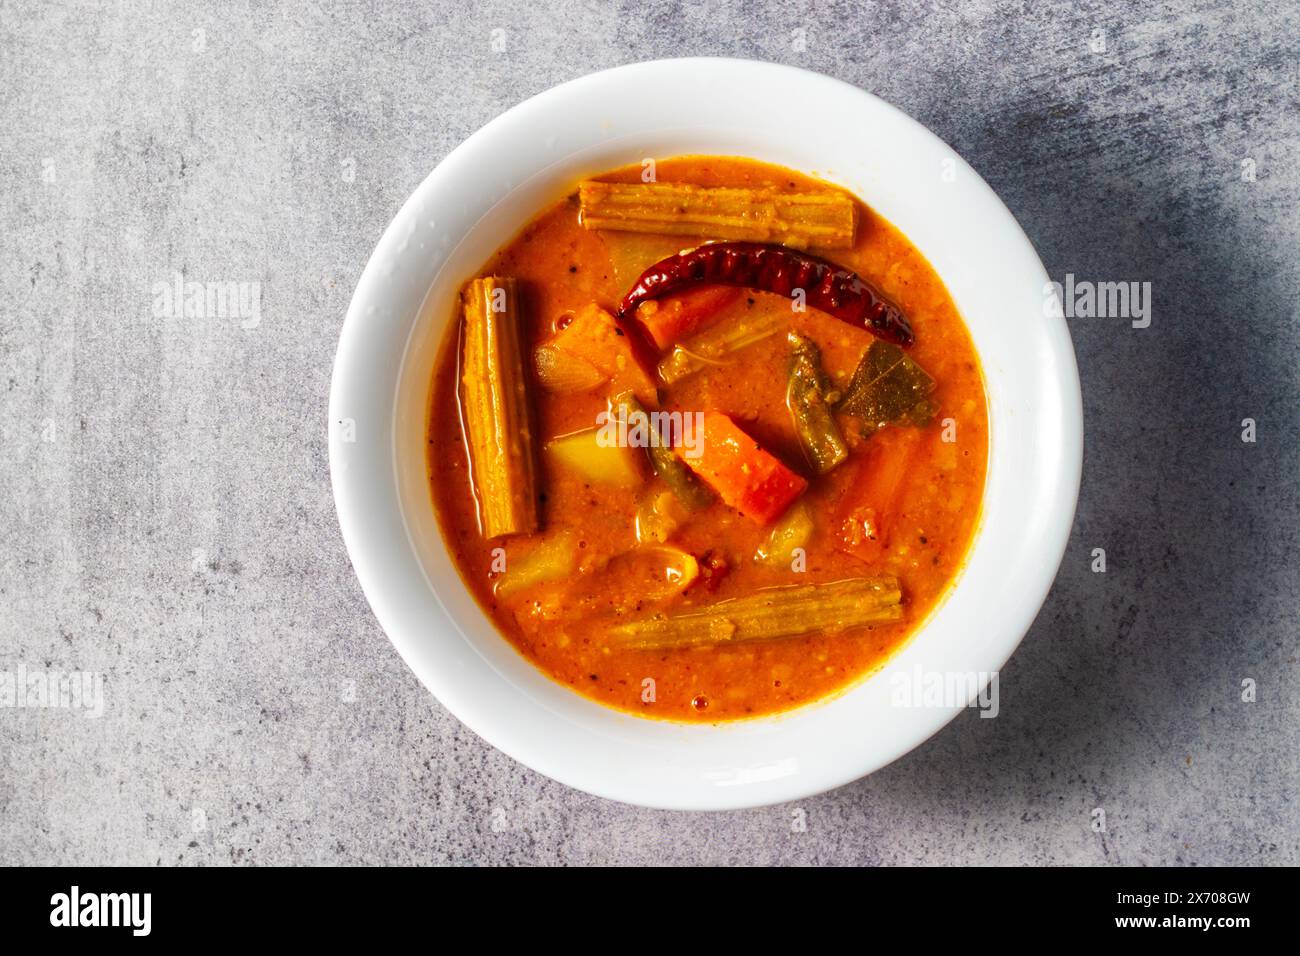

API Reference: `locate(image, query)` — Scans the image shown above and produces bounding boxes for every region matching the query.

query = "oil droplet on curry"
[428,157,988,721]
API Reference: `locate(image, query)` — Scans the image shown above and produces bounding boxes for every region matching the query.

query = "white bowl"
[329,58,1082,810]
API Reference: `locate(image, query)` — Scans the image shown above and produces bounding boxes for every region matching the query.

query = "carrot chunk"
[633,286,743,350]
[676,412,807,524]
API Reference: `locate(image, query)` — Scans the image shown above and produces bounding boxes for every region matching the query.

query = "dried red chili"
[616,241,914,347]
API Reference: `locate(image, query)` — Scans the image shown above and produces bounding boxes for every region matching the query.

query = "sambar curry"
[428,156,987,721]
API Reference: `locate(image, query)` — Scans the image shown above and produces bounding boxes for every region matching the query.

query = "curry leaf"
[836,341,937,429]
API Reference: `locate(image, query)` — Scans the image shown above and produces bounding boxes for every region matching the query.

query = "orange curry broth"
[428,157,988,721]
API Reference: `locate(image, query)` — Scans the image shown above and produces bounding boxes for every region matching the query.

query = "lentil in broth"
[428,156,987,721]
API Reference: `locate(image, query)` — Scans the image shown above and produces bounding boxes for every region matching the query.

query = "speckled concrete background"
[2,1,1297,866]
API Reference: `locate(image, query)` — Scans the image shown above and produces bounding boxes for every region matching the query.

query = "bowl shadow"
[827,94,1299,853]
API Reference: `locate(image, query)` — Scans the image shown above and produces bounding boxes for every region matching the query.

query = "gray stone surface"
[2,0,1297,866]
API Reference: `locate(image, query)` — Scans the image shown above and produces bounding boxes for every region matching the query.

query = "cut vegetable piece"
[613,393,715,511]
[559,544,702,618]
[545,427,645,489]
[676,412,807,524]
[656,307,786,386]
[632,286,745,350]
[533,343,607,392]
[460,276,539,538]
[837,341,937,430]
[494,530,579,599]
[755,500,814,567]
[834,428,923,564]
[600,231,690,289]
[635,490,686,544]
[610,545,700,595]
[578,180,857,249]
[786,332,849,474]
[548,304,658,406]
[606,577,903,650]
